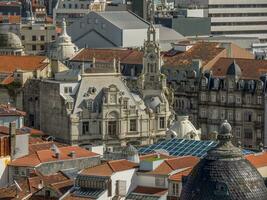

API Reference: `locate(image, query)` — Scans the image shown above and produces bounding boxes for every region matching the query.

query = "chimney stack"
[9,122,16,160]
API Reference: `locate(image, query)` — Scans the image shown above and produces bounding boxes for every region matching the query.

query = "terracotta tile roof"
[0,104,26,116]
[210,57,267,80]
[9,145,99,167]
[1,73,14,85]
[169,167,192,182]
[145,156,199,175]
[0,179,31,199]
[246,152,267,168]
[36,146,99,163]
[71,48,143,65]
[0,15,21,24]
[132,186,168,196]
[0,55,48,74]
[0,126,29,136]
[9,153,41,167]
[163,42,225,68]
[81,159,138,177]
[29,141,66,154]
[0,171,73,199]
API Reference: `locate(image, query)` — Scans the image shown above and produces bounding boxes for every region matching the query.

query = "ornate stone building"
[198,58,267,149]
[23,24,172,148]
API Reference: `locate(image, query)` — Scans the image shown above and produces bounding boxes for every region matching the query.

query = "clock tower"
[138,22,166,95]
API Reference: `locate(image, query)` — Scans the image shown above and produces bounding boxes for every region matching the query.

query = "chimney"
[69,151,76,158]
[55,152,60,159]
[7,102,11,109]
[37,180,44,189]
[9,122,16,160]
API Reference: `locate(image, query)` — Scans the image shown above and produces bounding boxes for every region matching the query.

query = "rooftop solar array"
[138,138,254,158]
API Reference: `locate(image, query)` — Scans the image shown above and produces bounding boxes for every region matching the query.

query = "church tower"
[138,22,166,96]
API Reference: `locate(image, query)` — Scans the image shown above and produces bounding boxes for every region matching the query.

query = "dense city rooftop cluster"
[0,0,267,199]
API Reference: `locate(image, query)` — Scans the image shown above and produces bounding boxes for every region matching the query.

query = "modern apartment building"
[176,0,267,42]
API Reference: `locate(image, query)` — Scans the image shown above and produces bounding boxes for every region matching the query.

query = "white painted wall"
[136,174,168,188]
[0,156,10,187]
[110,168,137,198]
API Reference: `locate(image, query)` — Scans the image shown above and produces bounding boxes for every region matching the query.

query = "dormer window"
[64,87,72,94]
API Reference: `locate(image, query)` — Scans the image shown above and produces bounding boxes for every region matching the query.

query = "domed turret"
[180,120,267,200]
[167,116,201,140]
[0,32,24,55]
[50,18,78,62]
[124,144,140,164]
[226,60,242,78]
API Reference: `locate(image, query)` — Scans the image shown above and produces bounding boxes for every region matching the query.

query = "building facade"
[53,0,106,26]
[20,23,57,55]
[176,0,267,42]
[23,24,172,148]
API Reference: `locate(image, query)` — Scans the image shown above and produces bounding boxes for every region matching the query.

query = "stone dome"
[0,32,23,49]
[180,120,267,200]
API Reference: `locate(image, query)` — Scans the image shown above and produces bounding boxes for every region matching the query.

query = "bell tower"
[138,22,165,94]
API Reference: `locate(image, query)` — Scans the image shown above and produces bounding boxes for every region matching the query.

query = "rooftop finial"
[62,18,67,36]
[217,120,232,141]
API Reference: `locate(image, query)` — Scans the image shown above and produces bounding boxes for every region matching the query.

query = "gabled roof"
[210,57,267,80]
[97,11,149,29]
[143,156,199,175]
[81,159,138,177]
[169,167,192,181]
[0,55,49,73]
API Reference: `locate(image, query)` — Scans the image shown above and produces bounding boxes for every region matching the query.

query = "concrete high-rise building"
[176,0,267,42]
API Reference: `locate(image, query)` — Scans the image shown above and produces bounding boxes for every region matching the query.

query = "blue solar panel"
[138,138,254,158]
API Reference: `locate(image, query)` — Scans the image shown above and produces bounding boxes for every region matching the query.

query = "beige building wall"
[20,23,57,55]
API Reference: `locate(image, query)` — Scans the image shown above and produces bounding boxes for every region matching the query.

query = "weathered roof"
[211,57,267,80]
[71,48,143,65]
[81,159,138,177]
[143,156,199,176]
[0,55,48,73]
[9,146,99,167]
[0,104,26,116]
[163,42,225,68]
[97,11,149,29]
